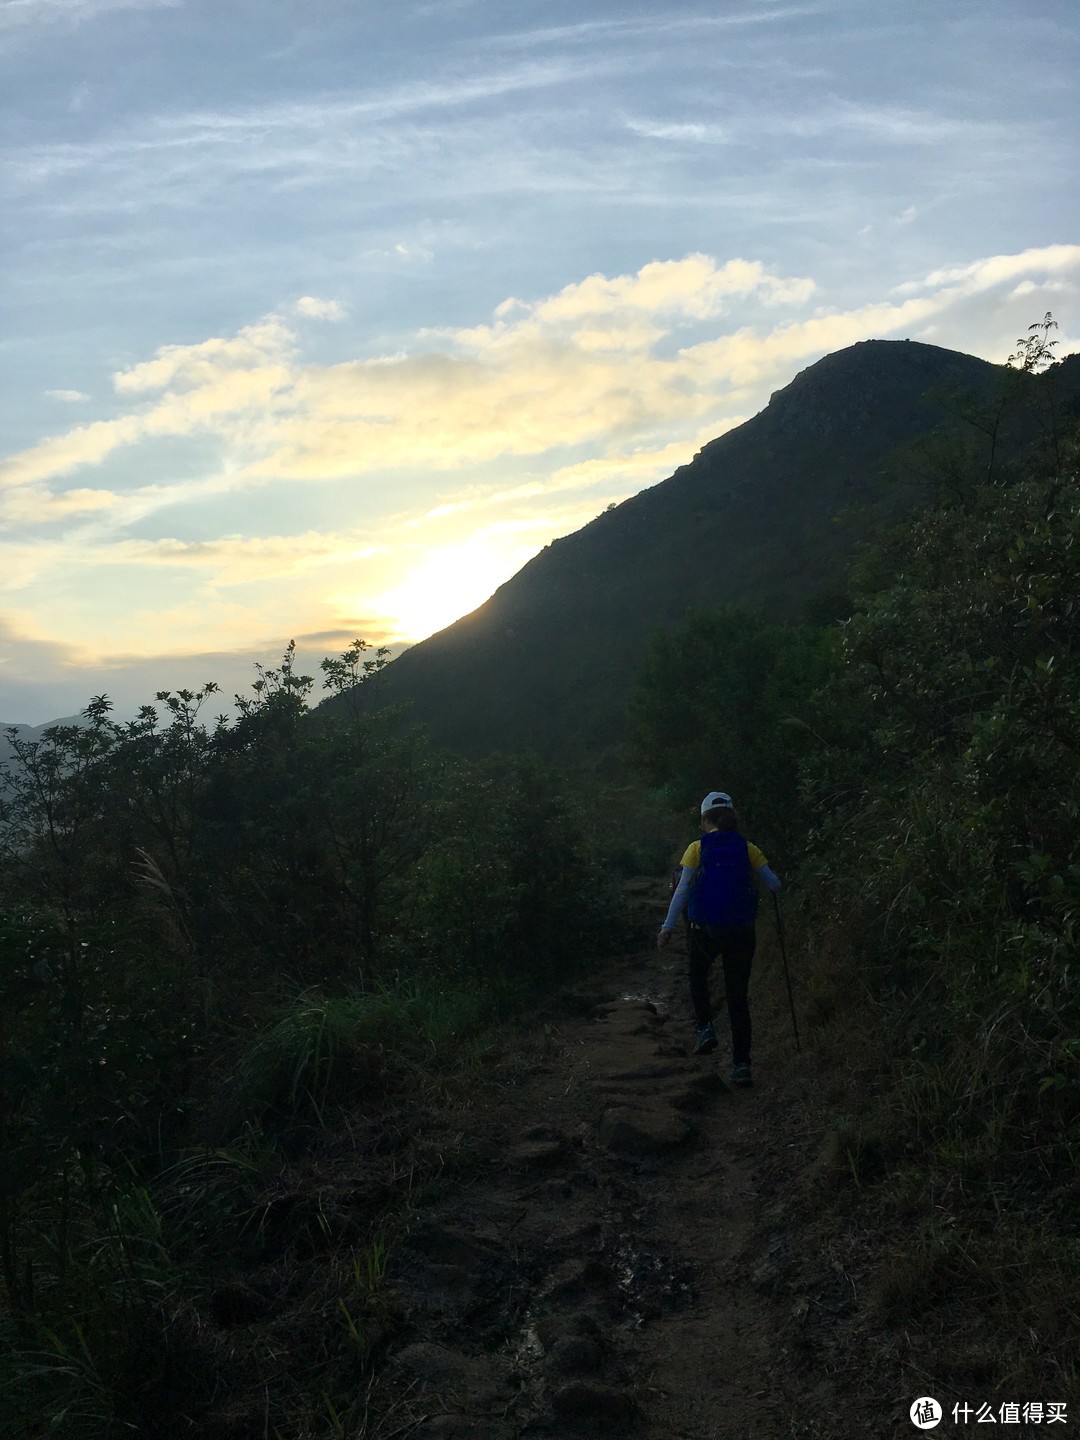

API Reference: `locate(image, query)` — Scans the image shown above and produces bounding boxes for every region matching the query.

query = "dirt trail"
[370,883,885,1440]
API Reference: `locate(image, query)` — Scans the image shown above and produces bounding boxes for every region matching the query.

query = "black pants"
[688,923,755,1066]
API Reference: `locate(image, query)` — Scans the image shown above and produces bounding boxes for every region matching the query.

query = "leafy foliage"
[627,606,843,856]
[0,637,623,1437]
[408,751,619,986]
[790,341,1079,1395]
[624,324,1079,1396]
[803,409,1080,1175]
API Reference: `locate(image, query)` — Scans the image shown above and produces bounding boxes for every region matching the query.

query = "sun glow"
[373,537,539,642]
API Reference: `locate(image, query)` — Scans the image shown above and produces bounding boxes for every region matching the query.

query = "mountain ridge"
[329,337,1076,755]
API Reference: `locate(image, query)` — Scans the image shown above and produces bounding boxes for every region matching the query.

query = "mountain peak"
[322,338,1070,755]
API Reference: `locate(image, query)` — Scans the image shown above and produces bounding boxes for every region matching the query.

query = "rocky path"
[369,894,876,1439]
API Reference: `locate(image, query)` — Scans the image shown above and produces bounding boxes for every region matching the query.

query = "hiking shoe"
[693,1024,719,1055]
[731,1063,753,1087]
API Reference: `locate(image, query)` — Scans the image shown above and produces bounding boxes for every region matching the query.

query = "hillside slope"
[324,339,1065,755]
[0,717,86,765]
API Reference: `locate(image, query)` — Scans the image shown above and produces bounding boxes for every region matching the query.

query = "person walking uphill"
[658,792,781,1087]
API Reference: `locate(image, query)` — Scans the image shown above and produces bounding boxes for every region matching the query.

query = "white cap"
[701,791,734,814]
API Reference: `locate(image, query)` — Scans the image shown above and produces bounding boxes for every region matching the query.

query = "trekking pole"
[772,892,801,1053]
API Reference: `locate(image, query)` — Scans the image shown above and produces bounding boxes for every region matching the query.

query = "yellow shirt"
[680,838,768,871]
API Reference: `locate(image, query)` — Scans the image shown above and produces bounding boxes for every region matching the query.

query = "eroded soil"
[367,883,894,1439]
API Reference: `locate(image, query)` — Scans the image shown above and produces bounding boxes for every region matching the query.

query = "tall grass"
[232,978,497,1122]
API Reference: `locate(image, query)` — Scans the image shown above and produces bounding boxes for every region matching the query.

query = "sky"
[2,0,1078,724]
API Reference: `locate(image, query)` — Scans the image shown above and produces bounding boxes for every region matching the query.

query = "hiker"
[658,791,781,1087]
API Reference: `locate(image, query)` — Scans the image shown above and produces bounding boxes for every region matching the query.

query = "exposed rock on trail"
[370,914,880,1439]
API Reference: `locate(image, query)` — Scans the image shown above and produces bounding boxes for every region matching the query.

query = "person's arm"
[658,865,696,946]
[748,841,781,894]
[756,864,781,894]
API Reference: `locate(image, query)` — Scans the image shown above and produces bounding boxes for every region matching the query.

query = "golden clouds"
[112,319,294,395]
[3,246,1079,675]
[520,254,817,324]
[0,486,123,523]
[110,532,382,586]
[0,256,820,495]
[8,245,1075,508]
[1,320,295,490]
[248,256,819,481]
[8,247,1075,505]
[895,244,1080,297]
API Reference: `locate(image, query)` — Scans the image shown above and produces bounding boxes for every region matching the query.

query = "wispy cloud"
[3,54,617,184]
[105,531,382,584]
[743,97,1029,149]
[471,6,830,53]
[0,0,179,27]
[45,388,90,402]
[0,485,122,523]
[1,60,631,246]
[625,118,728,144]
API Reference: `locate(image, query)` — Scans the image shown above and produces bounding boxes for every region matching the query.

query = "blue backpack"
[687,830,758,927]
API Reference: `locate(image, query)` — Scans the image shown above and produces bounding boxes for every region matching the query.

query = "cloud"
[0,0,178,27]
[0,254,817,496]
[895,243,1080,296]
[294,296,346,321]
[1,527,384,613]
[1009,278,1075,299]
[473,7,830,53]
[1,320,294,488]
[625,119,727,144]
[399,423,744,532]
[5,246,1077,511]
[45,388,90,402]
[0,486,122,523]
[106,531,382,585]
[112,317,293,395]
[679,295,947,387]
[757,98,1024,149]
[490,254,816,329]
[1,414,147,489]
[2,56,644,278]
[4,243,1078,718]
[4,242,1077,682]
[393,242,434,262]
[6,54,617,193]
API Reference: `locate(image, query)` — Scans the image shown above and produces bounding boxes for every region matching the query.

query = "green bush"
[232,980,495,1121]
[0,640,623,1436]
[627,606,844,859]
[408,752,624,987]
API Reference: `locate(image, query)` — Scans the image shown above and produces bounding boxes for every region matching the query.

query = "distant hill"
[0,716,87,767]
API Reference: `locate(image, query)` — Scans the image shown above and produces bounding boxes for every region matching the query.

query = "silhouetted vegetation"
[631,319,1079,1399]
[0,643,624,1437]
[792,325,1078,1395]
[627,607,842,864]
